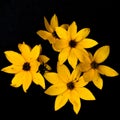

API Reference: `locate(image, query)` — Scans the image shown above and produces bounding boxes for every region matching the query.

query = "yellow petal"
[60,24,69,30]
[58,47,70,65]
[33,72,45,89]
[52,39,68,52]
[47,35,57,44]
[38,55,50,63]
[50,14,58,30]
[68,21,77,40]
[74,48,89,62]
[57,63,70,83]
[1,65,22,74]
[98,65,119,77]
[22,71,32,93]
[44,72,59,84]
[44,16,53,32]
[55,90,69,111]
[52,43,61,52]
[56,27,68,40]
[44,84,67,96]
[76,28,90,41]
[94,45,110,63]
[69,90,81,114]
[4,51,25,65]
[76,76,88,87]
[79,38,98,48]
[70,63,81,81]
[76,87,95,100]
[30,45,41,61]
[45,64,52,71]
[78,62,91,72]
[37,30,56,44]
[83,69,95,82]
[68,49,78,69]
[30,61,40,73]
[11,72,23,88]
[36,30,52,40]
[18,42,31,61]
[93,76,103,89]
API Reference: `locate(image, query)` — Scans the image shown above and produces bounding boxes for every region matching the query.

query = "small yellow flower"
[37,53,51,75]
[1,42,46,92]
[36,14,68,50]
[53,21,98,69]
[78,45,119,89]
[44,63,95,114]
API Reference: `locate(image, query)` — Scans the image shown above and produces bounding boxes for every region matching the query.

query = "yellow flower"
[44,63,95,114]
[78,45,119,89]
[1,42,46,92]
[53,21,98,69]
[36,14,68,50]
[37,53,51,75]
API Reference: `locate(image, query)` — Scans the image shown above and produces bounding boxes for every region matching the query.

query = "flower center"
[69,40,77,48]
[67,81,75,90]
[91,61,98,69]
[52,31,60,39]
[23,62,31,71]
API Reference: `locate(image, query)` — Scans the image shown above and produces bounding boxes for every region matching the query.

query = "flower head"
[78,45,119,89]
[53,21,98,69]
[36,14,69,50]
[44,63,95,114]
[1,42,47,92]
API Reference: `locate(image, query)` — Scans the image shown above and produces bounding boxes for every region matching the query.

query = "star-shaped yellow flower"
[78,45,119,89]
[36,14,68,50]
[53,21,98,69]
[44,63,95,114]
[1,42,46,92]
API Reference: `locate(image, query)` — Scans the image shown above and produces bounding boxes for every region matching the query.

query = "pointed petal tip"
[10,83,18,88]
[23,90,27,93]
[1,68,4,72]
[43,16,47,20]
[54,106,59,111]
[72,21,76,25]
[44,90,49,95]
[22,87,28,93]
[4,51,7,54]
[53,13,57,17]
[74,111,79,115]
[41,84,46,89]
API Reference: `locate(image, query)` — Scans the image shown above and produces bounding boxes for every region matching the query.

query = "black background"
[0,0,119,119]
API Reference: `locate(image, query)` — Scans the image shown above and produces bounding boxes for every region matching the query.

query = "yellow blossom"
[1,42,46,92]
[37,52,51,75]
[36,14,69,50]
[78,45,119,89]
[53,21,98,69]
[44,63,95,114]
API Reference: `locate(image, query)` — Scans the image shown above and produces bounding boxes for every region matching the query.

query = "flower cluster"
[1,14,119,114]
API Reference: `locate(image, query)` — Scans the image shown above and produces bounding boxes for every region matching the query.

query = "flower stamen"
[91,61,98,69]
[69,40,77,48]
[23,62,31,71]
[67,81,75,90]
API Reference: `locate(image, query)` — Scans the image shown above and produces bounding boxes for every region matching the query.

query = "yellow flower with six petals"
[44,63,95,114]
[78,45,119,89]
[1,42,46,92]
[53,21,98,69]
[36,14,68,50]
